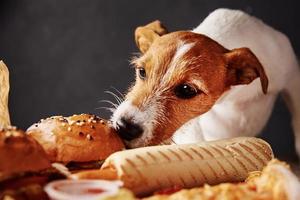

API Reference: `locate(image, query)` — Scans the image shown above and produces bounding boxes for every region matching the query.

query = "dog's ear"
[135,20,168,54]
[224,47,268,94]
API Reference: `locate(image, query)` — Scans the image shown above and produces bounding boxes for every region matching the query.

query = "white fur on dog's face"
[111,32,230,148]
[111,39,201,148]
[111,100,158,148]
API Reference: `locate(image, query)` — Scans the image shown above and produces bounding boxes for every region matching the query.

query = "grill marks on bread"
[101,138,273,196]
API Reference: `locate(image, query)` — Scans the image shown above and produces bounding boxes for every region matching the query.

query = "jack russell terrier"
[111,9,300,156]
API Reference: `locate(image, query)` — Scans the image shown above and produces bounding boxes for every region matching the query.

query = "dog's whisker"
[98,100,118,108]
[110,86,125,99]
[104,90,123,105]
[96,106,116,113]
[170,138,177,145]
[159,141,167,145]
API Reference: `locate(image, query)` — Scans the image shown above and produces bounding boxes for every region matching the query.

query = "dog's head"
[111,21,268,148]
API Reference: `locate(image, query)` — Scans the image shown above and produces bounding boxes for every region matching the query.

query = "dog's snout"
[116,117,143,141]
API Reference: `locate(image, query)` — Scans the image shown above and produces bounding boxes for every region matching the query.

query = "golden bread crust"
[0,127,51,180]
[27,114,124,163]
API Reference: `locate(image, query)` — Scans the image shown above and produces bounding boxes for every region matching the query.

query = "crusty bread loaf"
[73,137,273,195]
[0,127,51,181]
[27,114,124,163]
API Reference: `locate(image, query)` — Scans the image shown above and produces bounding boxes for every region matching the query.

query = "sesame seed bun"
[26,114,124,163]
[0,127,51,181]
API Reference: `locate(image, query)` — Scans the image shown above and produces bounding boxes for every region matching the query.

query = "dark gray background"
[0,0,299,160]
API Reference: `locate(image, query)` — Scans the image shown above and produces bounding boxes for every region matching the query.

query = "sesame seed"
[59,118,68,123]
[92,116,101,121]
[69,121,75,125]
[100,120,105,124]
[78,121,85,126]
[68,127,72,131]
[86,134,93,140]
[91,125,95,129]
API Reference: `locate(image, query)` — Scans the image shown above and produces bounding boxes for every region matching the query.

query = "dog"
[111,8,300,156]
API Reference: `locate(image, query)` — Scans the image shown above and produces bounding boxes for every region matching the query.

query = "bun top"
[0,127,51,180]
[27,114,124,163]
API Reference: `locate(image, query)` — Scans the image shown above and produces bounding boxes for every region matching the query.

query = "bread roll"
[27,114,124,163]
[0,127,51,181]
[73,137,273,196]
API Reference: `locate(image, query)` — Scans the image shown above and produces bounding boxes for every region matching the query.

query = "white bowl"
[44,180,123,200]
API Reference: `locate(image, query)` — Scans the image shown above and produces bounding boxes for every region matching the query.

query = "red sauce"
[84,188,105,194]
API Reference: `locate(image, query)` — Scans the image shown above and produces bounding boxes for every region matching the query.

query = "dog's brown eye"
[137,68,146,80]
[174,84,198,99]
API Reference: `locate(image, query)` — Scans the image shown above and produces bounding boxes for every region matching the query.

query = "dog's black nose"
[115,118,143,141]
